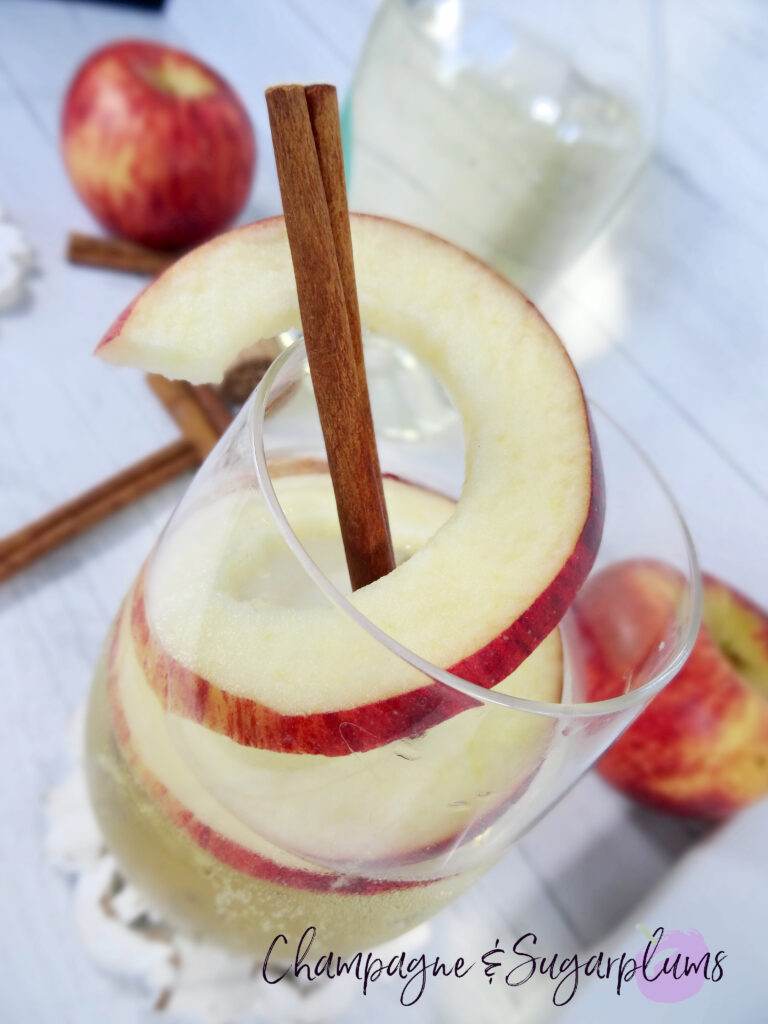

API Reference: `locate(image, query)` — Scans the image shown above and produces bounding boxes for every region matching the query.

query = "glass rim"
[249,340,702,720]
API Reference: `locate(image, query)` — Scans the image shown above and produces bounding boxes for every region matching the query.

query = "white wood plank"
[552,162,768,496]
[517,774,702,947]
[0,0,178,96]
[545,0,768,494]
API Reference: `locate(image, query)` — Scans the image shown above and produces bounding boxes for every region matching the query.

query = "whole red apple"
[61,40,256,249]
[574,561,768,819]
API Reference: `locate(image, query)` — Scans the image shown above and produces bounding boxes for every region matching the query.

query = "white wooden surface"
[0,1,766,1021]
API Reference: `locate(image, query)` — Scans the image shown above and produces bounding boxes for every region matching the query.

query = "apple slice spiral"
[99,215,603,755]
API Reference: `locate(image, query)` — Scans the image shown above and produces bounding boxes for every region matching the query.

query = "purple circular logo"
[635,928,710,1003]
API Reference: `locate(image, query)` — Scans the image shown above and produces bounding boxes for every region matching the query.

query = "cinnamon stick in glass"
[266,83,395,590]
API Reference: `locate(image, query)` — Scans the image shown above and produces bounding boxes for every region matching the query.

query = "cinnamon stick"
[146,376,233,455]
[220,337,283,405]
[192,384,237,436]
[67,232,179,276]
[266,84,395,590]
[0,440,197,582]
[0,378,234,583]
[305,85,367,379]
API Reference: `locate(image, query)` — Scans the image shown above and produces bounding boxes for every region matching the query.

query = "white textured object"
[0,205,35,311]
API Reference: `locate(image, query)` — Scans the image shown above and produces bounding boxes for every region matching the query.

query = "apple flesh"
[576,561,768,819]
[108,589,419,893]
[136,474,562,787]
[97,215,603,755]
[61,40,255,249]
[89,612,487,955]
[133,480,563,866]
[112,552,562,883]
[135,474,478,755]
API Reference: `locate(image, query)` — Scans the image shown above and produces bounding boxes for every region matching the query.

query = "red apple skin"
[106,617,432,896]
[114,592,554,880]
[61,40,255,249]
[131,443,597,759]
[98,215,604,754]
[576,561,768,820]
[451,411,604,687]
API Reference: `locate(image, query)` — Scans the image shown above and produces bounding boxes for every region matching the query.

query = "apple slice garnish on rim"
[97,214,604,755]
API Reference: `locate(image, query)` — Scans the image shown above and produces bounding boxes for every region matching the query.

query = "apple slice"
[113,578,560,890]
[164,624,562,870]
[101,616,492,957]
[108,586,426,894]
[114,560,562,876]
[136,474,470,755]
[99,215,603,753]
[576,561,768,819]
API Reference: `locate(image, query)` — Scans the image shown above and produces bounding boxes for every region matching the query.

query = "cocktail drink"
[85,463,555,955]
[85,215,699,958]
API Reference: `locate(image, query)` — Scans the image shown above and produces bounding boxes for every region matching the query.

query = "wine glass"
[342,0,663,299]
[84,331,700,965]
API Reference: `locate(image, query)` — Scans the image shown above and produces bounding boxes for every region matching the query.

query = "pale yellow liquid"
[83,471,485,958]
[85,647,478,957]
[345,0,649,294]
[83,458,565,958]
